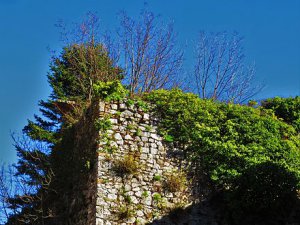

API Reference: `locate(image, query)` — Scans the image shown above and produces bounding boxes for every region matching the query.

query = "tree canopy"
[49,43,123,102]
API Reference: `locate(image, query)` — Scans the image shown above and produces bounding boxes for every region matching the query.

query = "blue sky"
[0,0,299,164]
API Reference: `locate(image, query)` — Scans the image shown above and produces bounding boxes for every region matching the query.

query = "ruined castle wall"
[95,100,194,225]
[63,99,207,225]
[54,98,300,225]
[55,102,100,225]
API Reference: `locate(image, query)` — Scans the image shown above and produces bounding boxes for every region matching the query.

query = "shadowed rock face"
[150,193,300,225]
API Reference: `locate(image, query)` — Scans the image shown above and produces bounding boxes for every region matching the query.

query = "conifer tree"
[6,39,122,224]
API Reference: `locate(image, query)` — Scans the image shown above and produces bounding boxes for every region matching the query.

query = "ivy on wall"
[144,89,300,222]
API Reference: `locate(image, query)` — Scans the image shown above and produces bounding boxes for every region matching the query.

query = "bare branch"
[118,9,183,94]
[193,31,262,103]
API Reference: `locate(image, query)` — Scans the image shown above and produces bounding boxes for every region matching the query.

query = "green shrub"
[94,116,112,131]
[145,125,152,132]
[152,193,168,210]
[103,146,116,154]
[164,171,187,192]
[152,193,162,202]
[229,162,299,212]
[93,80,128,101]
[135,128,142,137]
[123,194,132,204]
[126,98,134,106]
[136,99,149,111]
[142,191,149,198]
[153,174,162,181]
[163,134,174,142]
[262,96,300,132]
[112,155,139,177]
[116,205,135,220]
[247,100,258,107]
[126,124,136,130]
[144,89,300,216]
[226,162,299,223]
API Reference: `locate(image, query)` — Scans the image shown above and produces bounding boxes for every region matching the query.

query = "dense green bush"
[145,89,300,217]
[262,96,300,133]
[229,162,298,212]
[93,80,128,101]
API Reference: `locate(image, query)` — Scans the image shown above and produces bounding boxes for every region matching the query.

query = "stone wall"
[54,101,100,225]
[95,99,196,225]
[58,99,207,225]
[53,98,300,225]
[68,105,98,225]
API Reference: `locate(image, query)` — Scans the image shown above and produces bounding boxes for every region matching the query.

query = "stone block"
[114,133,123,140]
[109,118,118,124]
[99,102,105,112]
[111,104,118,110]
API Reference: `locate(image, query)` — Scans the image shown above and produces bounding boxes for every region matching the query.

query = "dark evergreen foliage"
[48,43,123,101]
[6,42,122,224]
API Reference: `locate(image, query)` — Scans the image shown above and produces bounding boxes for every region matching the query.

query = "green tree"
[5,39,122,224]
[49,43,123,102]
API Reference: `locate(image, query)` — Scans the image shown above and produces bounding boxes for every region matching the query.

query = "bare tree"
[193,31,263,103]
[55,10,184,96]
[0,164,16,224]
[0,163,34,224]
[118,9,184,94]
[56,12,101,46]
[56,12,122,69]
